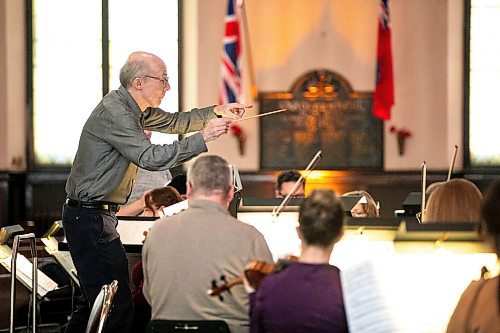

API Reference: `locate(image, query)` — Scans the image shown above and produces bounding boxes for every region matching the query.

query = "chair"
[85,280,118,333]
[146,319,230,333]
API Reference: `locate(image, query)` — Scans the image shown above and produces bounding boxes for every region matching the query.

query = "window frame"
[25,0,182,171]
[464,0,500,171]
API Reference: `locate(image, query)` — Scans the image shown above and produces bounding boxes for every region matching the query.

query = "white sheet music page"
[340,253,497,333]
[116,220,155,245]
[162,200,188,217]
[0,249,58,297]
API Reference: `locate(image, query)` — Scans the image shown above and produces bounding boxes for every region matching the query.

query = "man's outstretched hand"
[214,103,252,119]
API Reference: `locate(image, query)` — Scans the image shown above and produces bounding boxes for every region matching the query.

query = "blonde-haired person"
[446,180,500,332]
[423,178,482,223]
[342,190,379,218]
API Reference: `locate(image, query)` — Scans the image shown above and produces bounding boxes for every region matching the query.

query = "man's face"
[275,181,305,198]
[142,61,170,108]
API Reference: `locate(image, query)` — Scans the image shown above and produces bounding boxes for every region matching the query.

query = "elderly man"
[143,155,273,333]
[62,51,250,333]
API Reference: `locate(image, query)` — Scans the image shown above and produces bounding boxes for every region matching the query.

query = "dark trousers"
[62,204,133,333]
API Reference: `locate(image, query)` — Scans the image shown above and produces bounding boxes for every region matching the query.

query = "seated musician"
[446,180,500,332]
[247,189,348,333]
[117,185,183,217]
[423,178,482,223]
[275,170,306,198]
[142,186,183,217]
[342,190,379,217]
[142,155,273,333]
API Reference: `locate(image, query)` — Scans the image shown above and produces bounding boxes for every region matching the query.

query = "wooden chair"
[84,280,118,333]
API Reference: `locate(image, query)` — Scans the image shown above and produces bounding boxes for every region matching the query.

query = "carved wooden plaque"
[260,70,383,170]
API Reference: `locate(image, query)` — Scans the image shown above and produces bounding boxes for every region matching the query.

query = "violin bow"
[419,161,427,222]
[446,145,458,182]
[272,150,322,218]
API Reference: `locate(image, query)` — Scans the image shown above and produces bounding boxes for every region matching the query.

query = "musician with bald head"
[62,51,251,333]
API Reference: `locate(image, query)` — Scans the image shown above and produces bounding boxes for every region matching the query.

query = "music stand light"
[0,225,25,245]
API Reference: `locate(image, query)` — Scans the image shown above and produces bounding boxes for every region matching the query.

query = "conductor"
[62,51,249,333]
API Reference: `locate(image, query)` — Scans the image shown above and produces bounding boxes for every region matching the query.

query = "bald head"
[119,51,165,88]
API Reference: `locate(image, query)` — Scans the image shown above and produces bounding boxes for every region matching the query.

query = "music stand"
[229,164,243,218]
[9,233,37,333]
[339,196,365,216]
[41,221,80,287]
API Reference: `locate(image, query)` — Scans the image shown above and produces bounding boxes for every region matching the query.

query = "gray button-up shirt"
[66,86,216,204]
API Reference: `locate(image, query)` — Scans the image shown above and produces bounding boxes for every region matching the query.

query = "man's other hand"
[201,118,231,143]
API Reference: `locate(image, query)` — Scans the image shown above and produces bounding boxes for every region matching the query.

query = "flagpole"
[239,0,258,101]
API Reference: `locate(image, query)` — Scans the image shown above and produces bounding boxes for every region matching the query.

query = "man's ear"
[227,187,234,203]
[186,181,192,197]
[131,77,143,90]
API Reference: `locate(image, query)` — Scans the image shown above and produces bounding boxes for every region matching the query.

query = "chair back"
[146,319,230,333]
[85,280,118,333]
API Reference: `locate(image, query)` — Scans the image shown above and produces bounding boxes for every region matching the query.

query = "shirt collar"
[188,199,230,216]
[118,85,142,117]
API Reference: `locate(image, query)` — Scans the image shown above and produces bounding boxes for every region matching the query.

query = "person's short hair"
[144,186,183,212]
[276,170,304,191]
[481,180,500,255]
[298,189,345,247]
[119,56,151,88]
[342,190,379,217]
[426,181,444,196]
[187,155,232,197]
[423,178,483,223]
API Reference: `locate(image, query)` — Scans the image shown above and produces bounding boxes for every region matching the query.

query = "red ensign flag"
[373,0,394,120]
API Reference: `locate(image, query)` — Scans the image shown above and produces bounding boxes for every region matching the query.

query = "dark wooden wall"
[1,170,499,236]
[0,169,499,330]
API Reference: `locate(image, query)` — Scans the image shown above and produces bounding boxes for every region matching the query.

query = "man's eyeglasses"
[145,75,169,87]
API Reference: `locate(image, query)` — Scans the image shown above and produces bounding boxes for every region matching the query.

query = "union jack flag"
[373,0,394,120]
[219,0,242,104]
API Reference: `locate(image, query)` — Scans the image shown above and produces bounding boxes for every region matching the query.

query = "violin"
[207,256,298,298]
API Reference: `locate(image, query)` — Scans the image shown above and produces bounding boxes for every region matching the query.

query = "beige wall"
[0,0,26,171]
[184,0,464,171]
[0,0,463,172]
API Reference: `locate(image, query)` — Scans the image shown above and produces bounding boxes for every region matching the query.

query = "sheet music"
[116,220,155,245]
[340,253,497,333]
[238,211,301,261]
[0,246,58,297]
[162,200,188,217]
[51,250,80,287]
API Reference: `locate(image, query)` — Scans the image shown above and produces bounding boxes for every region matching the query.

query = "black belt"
[65,198,119,213]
